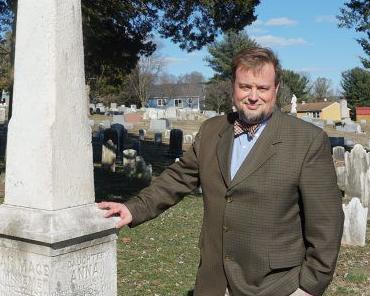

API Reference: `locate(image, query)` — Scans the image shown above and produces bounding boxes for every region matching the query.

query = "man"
[99,47,344,296]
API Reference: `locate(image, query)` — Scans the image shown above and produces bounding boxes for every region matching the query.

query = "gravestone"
[203,110,218,118]
[0,107,6,123]
[343,123,357,133]
[290,94,297,114]
[0,1,117,295]
[184,134,193,144]
[110,102,117,111]
[132,139,141,156]
[360,170,370,208]
[111,123,127,162]
[92,130,104,163]
[342,198,368,246]
[344,138,355,148]
[340,99,350,119]
[169,129,183,158]
[326,119,334,126]
[123,149,137,171]
[124,113,143,123]
[157,109,166,119]
[130,104,137,111]
[333,146,345,162]
[112,114,125,126]
[102,139,117,172]
[329,137,345,148]
[335,166,346,191]
[154,132,162,144]
[165,107,178,119]
[150,119,167,132]
[139,129,146,141]
[99,120,111,130]
[164,129,171,139]
[345,144,369,199]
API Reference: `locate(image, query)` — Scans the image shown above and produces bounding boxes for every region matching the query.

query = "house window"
[313,111,320,118]
[157,99,165,106]
[174,99,183,107]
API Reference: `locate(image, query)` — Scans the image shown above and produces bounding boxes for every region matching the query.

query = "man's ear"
[275,83,280,95]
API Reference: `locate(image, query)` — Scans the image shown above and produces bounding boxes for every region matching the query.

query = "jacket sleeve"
[298,130,344,296]
[124,126,202,227]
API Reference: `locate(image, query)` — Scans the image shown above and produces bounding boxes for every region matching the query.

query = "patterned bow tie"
[234,119,261,138]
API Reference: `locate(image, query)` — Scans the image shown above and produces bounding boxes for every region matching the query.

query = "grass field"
[0,125,369,295]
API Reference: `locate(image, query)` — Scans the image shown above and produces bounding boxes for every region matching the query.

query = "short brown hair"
[231,47,282,86]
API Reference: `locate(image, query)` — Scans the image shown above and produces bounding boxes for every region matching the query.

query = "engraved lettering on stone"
[0,254,49,295]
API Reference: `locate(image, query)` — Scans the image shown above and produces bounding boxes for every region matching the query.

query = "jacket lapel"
[229,109,283,190]
[216,113,236,188]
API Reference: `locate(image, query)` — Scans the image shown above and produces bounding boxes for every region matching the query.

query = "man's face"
[232,63,279,124]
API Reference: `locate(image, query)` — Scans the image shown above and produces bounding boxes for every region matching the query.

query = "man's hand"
[98,201,133,228]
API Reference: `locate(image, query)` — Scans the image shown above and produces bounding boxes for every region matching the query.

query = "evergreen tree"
[341,67,370,113]
[337,0,370,68]
[205,31,259,80]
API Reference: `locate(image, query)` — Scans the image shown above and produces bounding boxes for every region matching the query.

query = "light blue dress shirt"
[230,121,268,180]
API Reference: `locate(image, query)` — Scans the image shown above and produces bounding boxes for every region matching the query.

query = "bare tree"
[205,80,232,113]
[310,77,333,101]
[127,53,164,106]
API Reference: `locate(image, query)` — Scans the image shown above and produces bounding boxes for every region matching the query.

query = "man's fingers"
[97,202,132,228]
[116,216,131,228]
[97,201,112,209]
[103,208,119,218]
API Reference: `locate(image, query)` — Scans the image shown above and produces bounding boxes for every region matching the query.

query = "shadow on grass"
[94,134,177,202]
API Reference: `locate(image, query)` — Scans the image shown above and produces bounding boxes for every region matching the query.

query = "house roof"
[148,82,205,98]
[356,107,370,115]
[282,101,336,113]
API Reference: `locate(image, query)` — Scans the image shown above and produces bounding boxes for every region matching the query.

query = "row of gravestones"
[143,108,218,121]
[301,116,365,134]
[333,144,370,246]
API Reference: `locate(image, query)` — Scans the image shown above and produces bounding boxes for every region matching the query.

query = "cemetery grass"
[1,136,370,295]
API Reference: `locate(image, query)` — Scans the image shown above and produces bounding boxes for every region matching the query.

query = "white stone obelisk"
[0,0,117,295]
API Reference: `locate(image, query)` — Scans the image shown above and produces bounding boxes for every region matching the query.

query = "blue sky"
[157,0,364,93]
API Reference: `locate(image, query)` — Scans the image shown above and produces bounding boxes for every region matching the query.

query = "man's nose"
[248,88,259,101]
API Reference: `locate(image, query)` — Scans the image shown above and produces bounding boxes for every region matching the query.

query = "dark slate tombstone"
[110,123,127,162]
[329,137,345,150]
[169,129,183,158]
[92,130,104,163]
[132,139,141,156]
[103,128,118,148]
[154,132,162,145]
[139,129,145,141]
[0,125,8,161]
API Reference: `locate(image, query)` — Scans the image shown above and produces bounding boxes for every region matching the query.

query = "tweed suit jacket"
[125,109,344,296]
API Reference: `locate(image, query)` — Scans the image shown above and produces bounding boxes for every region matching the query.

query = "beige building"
[283,101,342,121]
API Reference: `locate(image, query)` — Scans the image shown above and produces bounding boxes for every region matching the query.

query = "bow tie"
[234,119,261,138]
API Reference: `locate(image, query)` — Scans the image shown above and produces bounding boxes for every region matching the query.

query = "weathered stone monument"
[0,1,117,295]
[342,198,368,246]
[290,94,297,114]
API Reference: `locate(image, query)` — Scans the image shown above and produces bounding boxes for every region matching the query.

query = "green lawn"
[117,195,202,296]
[0,134,369,295]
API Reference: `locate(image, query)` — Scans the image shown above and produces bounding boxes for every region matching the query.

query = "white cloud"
[252,19,264,26]
[253,35,308,47]
[245,26,268,34]
[265,17,297,26]
[315,15,337,23]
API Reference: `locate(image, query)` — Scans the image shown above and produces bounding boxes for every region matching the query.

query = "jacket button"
[223,225,229,232]
[226,197,233,203]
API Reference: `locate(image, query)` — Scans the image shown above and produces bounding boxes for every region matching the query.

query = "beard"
[236,103,275,125]
[238,109,270,125]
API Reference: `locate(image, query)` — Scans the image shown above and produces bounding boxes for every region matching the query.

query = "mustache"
[241,98,260,104]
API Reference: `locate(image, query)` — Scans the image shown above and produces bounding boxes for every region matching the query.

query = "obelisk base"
[0,204,117,295]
